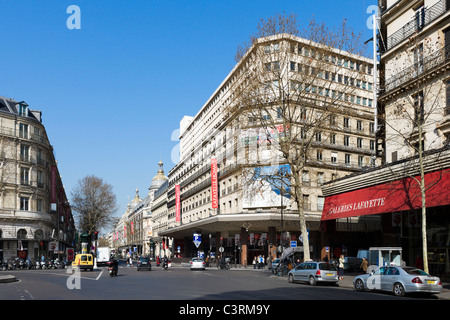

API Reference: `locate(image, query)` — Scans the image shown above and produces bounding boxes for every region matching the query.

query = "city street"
[0,262,436,301]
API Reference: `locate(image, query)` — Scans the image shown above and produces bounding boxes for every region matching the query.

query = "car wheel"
[309,276,316,286]
[393,282,405,297]
[288,274,294,283]
[355,279,365,292]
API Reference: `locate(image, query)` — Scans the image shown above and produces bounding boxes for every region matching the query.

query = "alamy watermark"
[67,5,81,30]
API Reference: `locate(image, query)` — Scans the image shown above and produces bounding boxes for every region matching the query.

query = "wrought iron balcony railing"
[386,0,447,50]
[385,44,450,92]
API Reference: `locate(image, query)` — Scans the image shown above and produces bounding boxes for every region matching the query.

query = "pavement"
[2,263,449,300]
[181,262,450,300]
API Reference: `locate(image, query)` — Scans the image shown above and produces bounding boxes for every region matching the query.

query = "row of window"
[289,80,374,107]
[289,61,373,90]
[263,41,373,75]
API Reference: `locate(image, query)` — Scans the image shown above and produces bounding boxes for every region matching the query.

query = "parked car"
[270,258,280,273]
[353,266,442,297]
[288,261,339,286]
[137,257,152,271]
[190,257,206,270]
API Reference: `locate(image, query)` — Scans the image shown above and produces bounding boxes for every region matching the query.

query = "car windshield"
[319,263,337,271]
[139,258,149,262]
[401,267,429,276]
[192,258,203,262]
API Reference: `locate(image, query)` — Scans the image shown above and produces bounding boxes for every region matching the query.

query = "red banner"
[175,184,181,222]
[211,158,218,209]
[322,169,450,221]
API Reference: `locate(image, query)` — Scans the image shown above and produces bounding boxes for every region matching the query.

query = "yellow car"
[72,254,94,271]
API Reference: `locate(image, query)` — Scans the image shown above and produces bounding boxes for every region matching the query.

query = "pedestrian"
[253,257,257,269]
[360,257,369,273]
[338,254,345,280]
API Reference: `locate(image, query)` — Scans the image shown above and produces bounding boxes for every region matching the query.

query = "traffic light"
[94,231,98,240]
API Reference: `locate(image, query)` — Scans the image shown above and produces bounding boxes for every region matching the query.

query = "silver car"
[190,257,206,270]
[288,261,339,286]
[353,266,442,297]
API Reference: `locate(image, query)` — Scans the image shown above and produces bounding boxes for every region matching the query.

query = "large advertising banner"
[175,184,181,222]
[211,158,218,209]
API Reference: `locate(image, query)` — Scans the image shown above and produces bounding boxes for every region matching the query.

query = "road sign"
[219,247,224,253]
[290,241,297,248]
[193,233,201,248]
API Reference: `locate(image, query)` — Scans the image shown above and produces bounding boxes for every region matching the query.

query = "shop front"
[322,168,450,279]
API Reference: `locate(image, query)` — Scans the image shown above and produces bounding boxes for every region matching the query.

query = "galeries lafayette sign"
[321,169,450,221]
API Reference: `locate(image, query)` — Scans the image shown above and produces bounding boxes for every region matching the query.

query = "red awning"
[321,169,450,221]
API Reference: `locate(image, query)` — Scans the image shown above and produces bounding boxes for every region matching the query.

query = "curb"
[0,275,17,283]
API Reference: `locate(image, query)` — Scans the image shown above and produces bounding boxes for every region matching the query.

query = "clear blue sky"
[0,0,376,222]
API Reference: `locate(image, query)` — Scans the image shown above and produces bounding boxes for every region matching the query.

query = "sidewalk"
[226,266,450,300]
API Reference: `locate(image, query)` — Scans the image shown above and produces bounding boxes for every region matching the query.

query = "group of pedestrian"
[336,254,370,280]
[252,255,267,269]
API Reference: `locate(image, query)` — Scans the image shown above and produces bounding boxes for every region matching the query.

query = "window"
[303,195,310,210]
[20,168,29,185]
[370,140,375,151]
[317,196,325,211]
[357,120,362,131]
[290,61,296,71]
[302,171,310,186]
[37,170,43,188]
[317,172,324,186]
[20,145,29,161]
[369,122,375,134]
[358,156,364,167]
[316,150,323,161]
[345,154,351,165]
[357,138,363,149]
[344,136,350,146]
[19,123,28,139]
[331,152,338,164]
[343,117,350,129]
[392,151,398,162]
[315,132,322,142]
[330,134,336,144]
[18,104,28,117]
[20,197,29,211]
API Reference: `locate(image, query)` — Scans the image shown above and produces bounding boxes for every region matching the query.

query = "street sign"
[193,233,201,248]
[219,246,224,253]
[290,241,297,248]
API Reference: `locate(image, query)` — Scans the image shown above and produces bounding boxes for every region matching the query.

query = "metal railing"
[385,44,450,92]
[386,0,447,50]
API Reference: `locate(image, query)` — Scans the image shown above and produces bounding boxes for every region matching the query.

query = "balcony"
[386,0,447,50]
[384,44,450,93]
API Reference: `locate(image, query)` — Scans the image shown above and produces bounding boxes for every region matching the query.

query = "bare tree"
[71,175,118,236]
[381,34,450,273]
[228,13,370,261]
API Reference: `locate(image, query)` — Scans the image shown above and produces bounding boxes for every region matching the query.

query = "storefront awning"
[321,169,450,221]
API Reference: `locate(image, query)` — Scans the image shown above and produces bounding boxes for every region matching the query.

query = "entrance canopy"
[321,169,450,221]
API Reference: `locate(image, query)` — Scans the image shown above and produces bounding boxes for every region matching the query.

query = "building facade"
[0,96,75,262]
[111,161,168,259]
[321,0,450,279]
[154,34,376,265]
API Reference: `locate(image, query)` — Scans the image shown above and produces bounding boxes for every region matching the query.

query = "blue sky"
[0,0,376,221]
